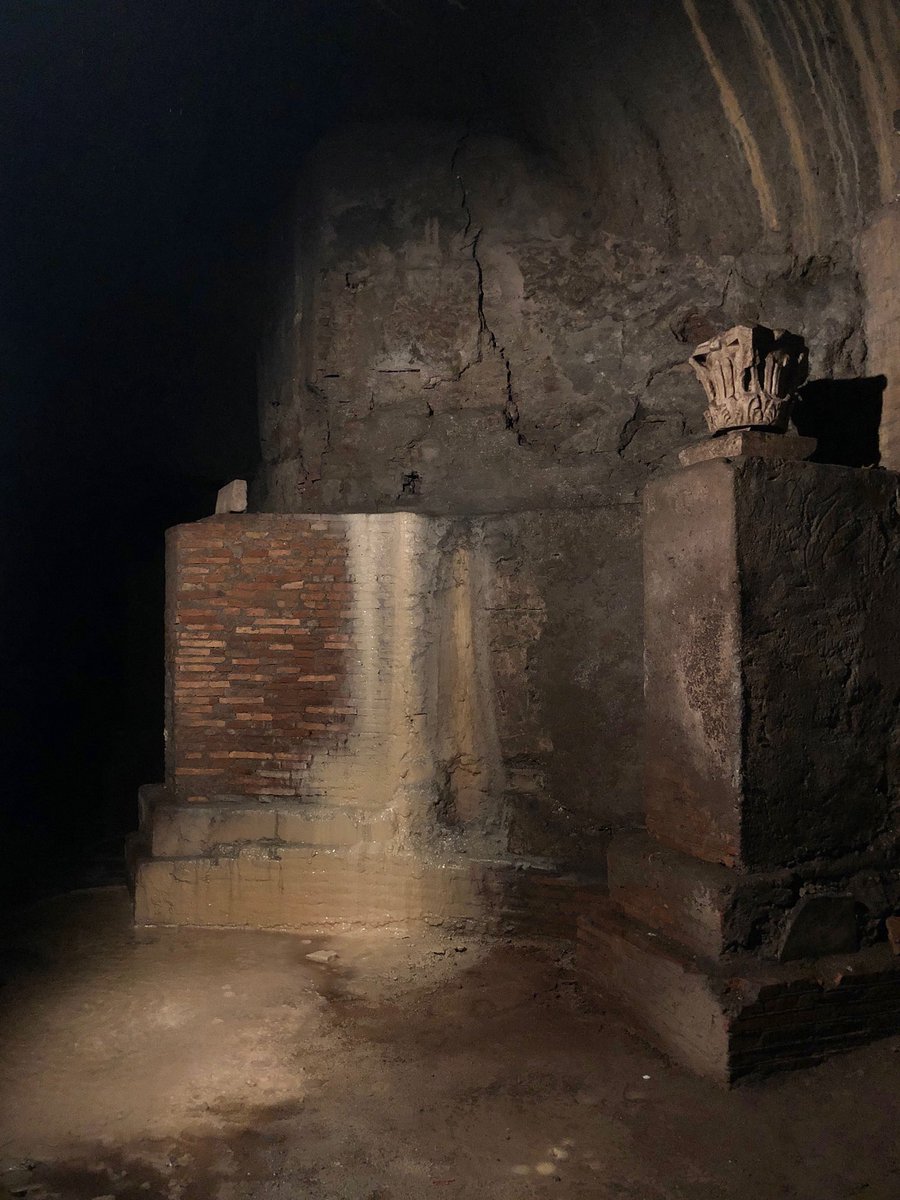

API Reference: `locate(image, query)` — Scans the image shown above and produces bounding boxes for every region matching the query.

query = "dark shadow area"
[0,0,502,914]
[0,1123,295,1200]
[0,467,220,912]
[21,1124,298,1200]
[794,376,886,468]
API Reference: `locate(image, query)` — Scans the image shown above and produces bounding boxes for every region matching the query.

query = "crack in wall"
[294,380,331,491]
[452,135,526,446]
[617,399,671,461]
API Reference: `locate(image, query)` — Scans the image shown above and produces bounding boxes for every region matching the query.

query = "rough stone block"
[737,461,900,869]
[579,903,733,1082]
[578,903,900,1084]
[605,830,898,961]
[677,430,816,468]
[605,830,768,958]
[777,895,859,962]
[644,459,900,871]
[214,478,248,513]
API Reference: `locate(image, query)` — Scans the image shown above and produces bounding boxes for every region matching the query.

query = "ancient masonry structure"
[133,325,900,1083]
[579,327,900,1082]
[134,512,585,935]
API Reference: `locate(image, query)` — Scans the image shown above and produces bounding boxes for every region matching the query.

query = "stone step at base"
[138,783,167,826]
[135,844,495,932]
[148,798,396,857]
[604,829,790,959]
[578,902,900,1085]
[499,868,605,941]
[133,842,604,939]
[602,829,897,961]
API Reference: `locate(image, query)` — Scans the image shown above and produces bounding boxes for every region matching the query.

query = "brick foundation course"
[579,903,900,1084]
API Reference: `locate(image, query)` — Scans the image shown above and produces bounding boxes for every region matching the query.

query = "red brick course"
[165,515,355,802]
[730,969,900,1076]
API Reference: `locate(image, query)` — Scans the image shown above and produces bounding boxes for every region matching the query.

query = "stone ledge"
[134,845,487,932]
[678,430,817,468]
[149,799,397,857]
[133,844,604,940]
[604,830,762,958]
[602,830,900,960]
[578,903,900,1084]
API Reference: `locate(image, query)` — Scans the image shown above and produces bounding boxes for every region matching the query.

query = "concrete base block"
[605,829,900,960]
[133,790,602,939]
[134,844,492,932]
[578,904,900,1084]
[133,841,603,939]
[606,830,754,958]
[644,460,900,871]
[149,800,396,857]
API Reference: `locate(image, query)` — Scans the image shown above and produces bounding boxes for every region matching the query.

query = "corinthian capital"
[690,324,809,435]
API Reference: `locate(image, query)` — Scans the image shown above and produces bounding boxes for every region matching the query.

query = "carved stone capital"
[690,324,809,435]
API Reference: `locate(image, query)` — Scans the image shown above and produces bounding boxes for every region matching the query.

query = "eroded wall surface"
[860,203,900,470]
[253,120,880,863]
[257,127,869,516]
[496,0,896,260]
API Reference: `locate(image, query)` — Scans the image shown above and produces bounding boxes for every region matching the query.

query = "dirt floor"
[0,888,898,1200]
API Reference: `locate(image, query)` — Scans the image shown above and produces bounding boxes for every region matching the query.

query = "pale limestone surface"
[689,324,808,435]
[678,430,817,467]
[214,478,247,513]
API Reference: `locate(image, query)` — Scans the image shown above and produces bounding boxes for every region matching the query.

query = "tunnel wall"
[860,203,900,469]
[253,126,876,864]
[256,126,870,516]
[496,0,897,259]
[252,0,896,868]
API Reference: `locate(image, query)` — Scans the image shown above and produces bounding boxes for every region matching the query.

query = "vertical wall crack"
[451,136,526,445]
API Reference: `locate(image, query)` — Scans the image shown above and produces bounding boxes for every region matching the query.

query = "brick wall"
[163,509,642,864]
[142,509,631,931]
[166,515,353,802]
[731,967,900,1078]
[164,511,509,831]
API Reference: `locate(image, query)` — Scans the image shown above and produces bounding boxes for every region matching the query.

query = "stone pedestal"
[579,455,900,1083]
